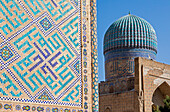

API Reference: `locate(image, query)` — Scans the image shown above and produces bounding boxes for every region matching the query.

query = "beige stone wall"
[152,88,164,107]
[99,77,134,94]
[134,57,170,112]
[105,57,135,81]
[99,91,135,112]
[99,57,170,112]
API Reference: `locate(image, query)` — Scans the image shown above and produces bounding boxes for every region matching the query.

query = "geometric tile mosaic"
[0,0,81,104]
[37,91,53,101]
[39,17,53,31]
[90,0,99,111]
[0,46,14,61]
[0,0,98,111]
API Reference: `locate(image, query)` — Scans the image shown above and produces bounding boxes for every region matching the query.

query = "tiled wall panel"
[0,0,98,111]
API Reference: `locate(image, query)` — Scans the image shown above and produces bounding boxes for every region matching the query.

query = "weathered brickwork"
[134,57,170,112]
[99,57,170,112]
[99,91,135,112]
[99,77,134,94]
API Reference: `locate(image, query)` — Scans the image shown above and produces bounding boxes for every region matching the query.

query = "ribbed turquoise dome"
[104,14,157,55]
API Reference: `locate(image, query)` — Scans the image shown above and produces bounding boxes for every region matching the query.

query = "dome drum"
[104,48,157,61]
[104,14,157,82]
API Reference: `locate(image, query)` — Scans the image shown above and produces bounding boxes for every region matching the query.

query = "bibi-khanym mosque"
[0,0,169,112]
[99,13,170,112]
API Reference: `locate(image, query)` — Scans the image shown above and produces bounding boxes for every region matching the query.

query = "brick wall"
[99,91,135,112]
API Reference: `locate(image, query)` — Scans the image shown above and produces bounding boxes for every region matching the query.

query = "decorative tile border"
[0,103,84,112]
[90,0,99,112]
[82,0,88,111]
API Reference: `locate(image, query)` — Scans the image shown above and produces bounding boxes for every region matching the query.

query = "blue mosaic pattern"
[104,14,157,56]
[0,0,29,36]
[0,0,84,108]
[4,104,12,110]
[73,60,80,74]
[90,0,99,111]
[104,14,157,82]
[0,43,20,70]
[39,17,53,31]
[105,49,157,61]
[82,0,88,111]
[69,57,80,76]
[62,84,80,103]
[37,91,52,100]
[0,46,13,61]
[0,0,98,111]
[74,0,78,6]
[15,105,21,110]
[0,103,84,112]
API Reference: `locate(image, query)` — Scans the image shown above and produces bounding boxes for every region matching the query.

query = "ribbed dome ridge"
[104,14,157,54]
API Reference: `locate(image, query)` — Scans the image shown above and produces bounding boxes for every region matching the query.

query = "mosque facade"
[99,14,170,112]
[0,0,99,112]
